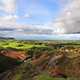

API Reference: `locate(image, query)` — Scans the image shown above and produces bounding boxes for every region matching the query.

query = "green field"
[0,40,46,50]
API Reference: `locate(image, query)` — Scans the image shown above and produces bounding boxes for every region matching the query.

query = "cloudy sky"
[0,0,80,40]
[0,0,65,25]
[16,0,66,24]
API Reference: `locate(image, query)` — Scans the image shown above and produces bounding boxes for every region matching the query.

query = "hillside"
[0,40,80,80]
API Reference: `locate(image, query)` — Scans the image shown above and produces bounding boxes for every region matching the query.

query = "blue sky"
[16,0,66,24]
[0,0,68,27]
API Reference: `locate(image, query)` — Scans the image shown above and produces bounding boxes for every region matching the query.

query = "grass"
[35,73,66,80]
[12,74,22,80]
[35,74,80,80]
[0,40,46,50]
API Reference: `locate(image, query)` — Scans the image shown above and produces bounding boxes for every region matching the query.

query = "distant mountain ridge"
[0,37,15,40]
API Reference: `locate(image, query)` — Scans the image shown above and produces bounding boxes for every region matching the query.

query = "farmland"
[0,39,80,80]
[0,40,46,50]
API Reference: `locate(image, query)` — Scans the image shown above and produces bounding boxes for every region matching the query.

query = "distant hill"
[0,37,15,40]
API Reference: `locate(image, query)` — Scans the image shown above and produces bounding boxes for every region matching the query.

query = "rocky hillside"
[0,44,80,80]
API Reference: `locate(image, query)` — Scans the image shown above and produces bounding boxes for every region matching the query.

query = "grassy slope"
[0,55,21,73]
[0,40,46,50]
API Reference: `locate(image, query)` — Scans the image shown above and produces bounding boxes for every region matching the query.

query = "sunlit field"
[0,40,46,50]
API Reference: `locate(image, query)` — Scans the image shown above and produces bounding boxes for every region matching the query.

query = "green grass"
[35,74,80,80]
[0,40,80,50]
[35,73,66,80]
[0,40,46,50]
[12,74,22,80]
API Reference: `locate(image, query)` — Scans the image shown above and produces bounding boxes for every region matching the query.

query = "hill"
[0,40,80,80]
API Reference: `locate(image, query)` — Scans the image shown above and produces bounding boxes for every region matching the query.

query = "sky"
[16,0,65,25]
[0,0,80,40]
[0,0,69,27]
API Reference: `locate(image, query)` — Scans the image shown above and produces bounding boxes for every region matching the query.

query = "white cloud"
[51,0,80,34]
[24,13,32,18]
[0,0,16,29]
[0,15,16,28]
[2,0,16,14]
[3,15,16,20]
[1,0,79,35]
[51,21,66,34]
[18,13,32,19]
